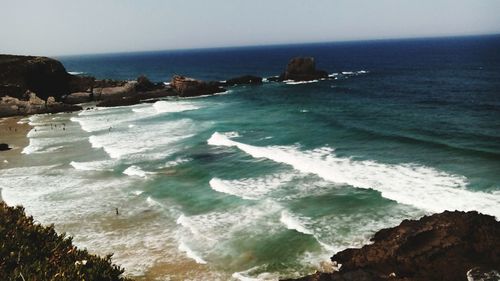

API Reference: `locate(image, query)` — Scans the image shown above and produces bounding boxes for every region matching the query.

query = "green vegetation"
[0,202,132,281]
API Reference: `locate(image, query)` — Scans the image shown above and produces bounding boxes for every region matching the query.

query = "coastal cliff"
[284,211,500,281]
[0,54,92,100]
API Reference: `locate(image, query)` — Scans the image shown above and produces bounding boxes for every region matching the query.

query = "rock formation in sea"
[283,211,500,281]
[171,75,226,97]
[1,54,335,117]
[279,57,328,82]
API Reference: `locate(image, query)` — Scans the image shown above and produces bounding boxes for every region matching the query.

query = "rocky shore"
[0,54,331,118]
[284,211,500,281]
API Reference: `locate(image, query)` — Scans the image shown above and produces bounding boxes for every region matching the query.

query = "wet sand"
[0,117,32,168]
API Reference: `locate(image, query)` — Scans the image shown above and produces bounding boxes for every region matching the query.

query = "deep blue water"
[3,35,499,279]
[59,35,500,186]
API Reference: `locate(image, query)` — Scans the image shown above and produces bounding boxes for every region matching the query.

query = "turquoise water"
[1,36,500,280]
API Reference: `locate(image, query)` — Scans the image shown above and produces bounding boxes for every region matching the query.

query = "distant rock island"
[0,54,335,117]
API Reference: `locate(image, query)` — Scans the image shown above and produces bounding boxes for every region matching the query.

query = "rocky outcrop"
[224,75,263,86]
[279,57,328,82]
[135,75,164,92]
[285,211,500,281]
[100,81,137,99]
[0,54,91,100]
[0,143,10,151]
[171,75,226,97]
[0,92,81,117]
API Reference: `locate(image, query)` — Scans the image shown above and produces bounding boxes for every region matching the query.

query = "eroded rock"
[280,57,328,82]
[171,75,226,97]
[284,211,500,281]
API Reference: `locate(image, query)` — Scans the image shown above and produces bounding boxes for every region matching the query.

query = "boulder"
[225,75,263,86]
[283,211,500,281]
[100,81,137,99]
[171,75,226,97]
[46,96,56,105]
[0,143,10,151]
[0,93,81,117]
[280,57,328,81]
[25,90,45,105]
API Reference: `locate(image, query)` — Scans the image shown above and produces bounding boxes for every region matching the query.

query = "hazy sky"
[1,0,500,56]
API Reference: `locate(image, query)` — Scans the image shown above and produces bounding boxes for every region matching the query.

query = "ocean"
[1,35,500,280]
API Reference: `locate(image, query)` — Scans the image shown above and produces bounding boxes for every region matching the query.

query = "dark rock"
[135,75,163,92]
[266,76,281,82]
[171,75,226,97]
[280,57,328,82]
[45,102,82,114]
[283,211,500,281]
[0,54,100,103]
[93,79,127,89]
[137,88,177,100]
[68,75,95,93]
[225,75,263,86]
[64,92,93,104]
[96,96,140,107]
[0,143,10,151]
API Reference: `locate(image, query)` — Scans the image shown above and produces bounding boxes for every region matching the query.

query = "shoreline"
[0,116,32,169]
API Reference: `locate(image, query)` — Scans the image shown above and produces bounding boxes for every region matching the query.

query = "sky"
[1,0,500,56]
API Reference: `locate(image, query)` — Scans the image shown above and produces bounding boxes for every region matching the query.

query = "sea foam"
[280,210,313,235]
[123,165,151,178]
[70,160,114,171]
[209,173,294,200]
[207,132,500,218]
[178,241,207,264]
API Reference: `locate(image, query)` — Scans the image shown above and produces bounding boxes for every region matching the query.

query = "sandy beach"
[0,116,32,169]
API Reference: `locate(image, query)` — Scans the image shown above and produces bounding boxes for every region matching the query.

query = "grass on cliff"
[0,202,132,281]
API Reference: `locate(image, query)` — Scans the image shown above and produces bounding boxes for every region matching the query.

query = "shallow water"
[1,35,500,280]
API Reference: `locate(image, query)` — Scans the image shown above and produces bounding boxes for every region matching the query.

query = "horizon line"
[4,32,500,59]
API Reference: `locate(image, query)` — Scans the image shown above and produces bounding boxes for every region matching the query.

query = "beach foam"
[123,165,151,178]
[152,100,201,113]
[178,240,207,264]
[88,119,196,160]
[70,160,114,171]
[0,164,184,277]
[208,132,500,218]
